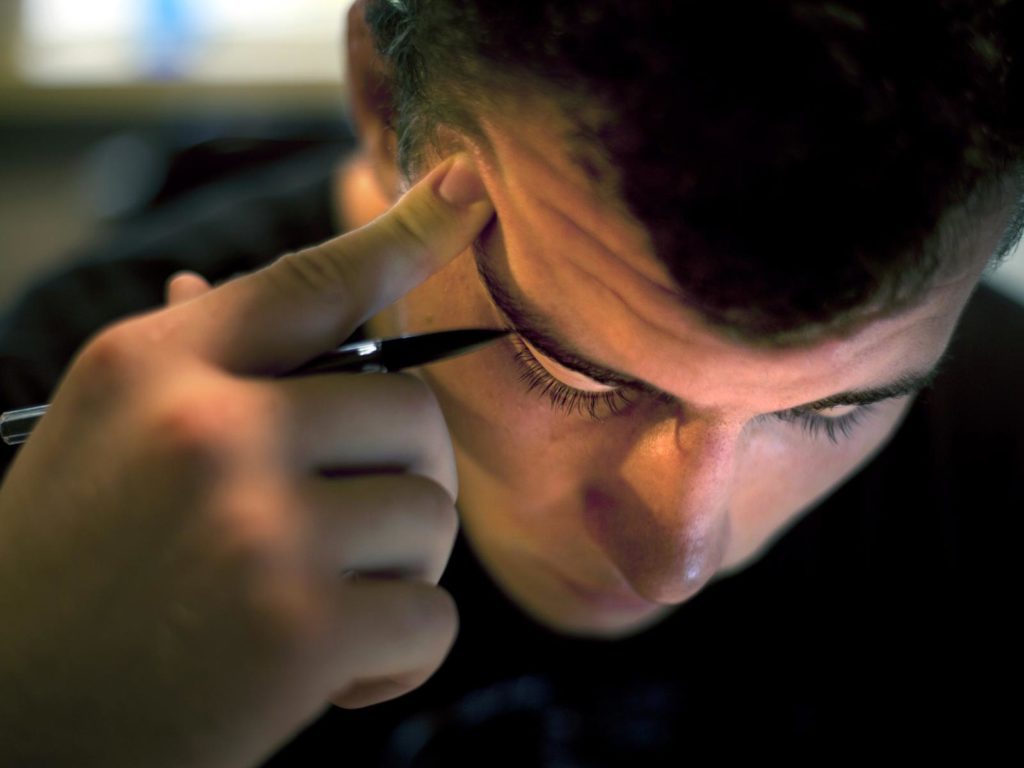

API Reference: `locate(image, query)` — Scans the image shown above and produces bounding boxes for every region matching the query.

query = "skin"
[0,7,999,763]
[1,157,495,764]
[1,7,1010,761]
[330,6,1013,640]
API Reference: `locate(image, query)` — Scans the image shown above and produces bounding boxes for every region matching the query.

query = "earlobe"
[345,0,402,200]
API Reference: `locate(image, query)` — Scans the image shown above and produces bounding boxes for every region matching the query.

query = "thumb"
[163,153,493,374]
[165,271,212,306]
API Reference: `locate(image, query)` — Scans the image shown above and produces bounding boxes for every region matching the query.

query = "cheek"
[725,398,914,568]
[365,249,540,479]
[422,339,581,483]
[387,255,918,575]
[397,249,591,482]
[418,344,594,553]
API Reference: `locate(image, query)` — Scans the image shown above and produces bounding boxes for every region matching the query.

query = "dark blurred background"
[0,0,355,310]
[0,0,1021,313]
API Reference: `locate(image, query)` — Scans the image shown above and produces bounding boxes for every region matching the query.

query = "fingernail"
[437,155,488,208]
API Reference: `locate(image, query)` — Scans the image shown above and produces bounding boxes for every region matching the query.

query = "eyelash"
[761,403,877,445]
[511,338,638,419]
[509,335,877,445]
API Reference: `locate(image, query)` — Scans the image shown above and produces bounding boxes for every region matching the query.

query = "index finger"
[169,153,492,374]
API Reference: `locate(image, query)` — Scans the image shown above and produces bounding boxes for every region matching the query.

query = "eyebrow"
[471,238,950,415]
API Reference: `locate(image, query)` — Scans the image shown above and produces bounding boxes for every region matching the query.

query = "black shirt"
[1,148,1020,762]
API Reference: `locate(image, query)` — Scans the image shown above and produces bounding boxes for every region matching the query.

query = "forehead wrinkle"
[531,247,838,412]
[559,255,707,390]
[563,242,706,349]
[471,226,663,389]
[473,225,957,417]
[539,199,688,302]
[473,224,785,412]
[466,117,973,414]
[478,112,655,273]
[531,199,957,393]
[519,206,807,392]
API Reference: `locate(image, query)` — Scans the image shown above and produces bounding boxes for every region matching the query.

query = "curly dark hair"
[363,0,1024,346]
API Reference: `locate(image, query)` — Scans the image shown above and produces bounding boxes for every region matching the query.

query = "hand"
[165,270,213,306]
[0,155,492,768]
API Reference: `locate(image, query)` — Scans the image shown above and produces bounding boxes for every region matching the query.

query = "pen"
[0,327,511,448]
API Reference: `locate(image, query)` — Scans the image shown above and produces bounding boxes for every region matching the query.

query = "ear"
[345,0,402,201]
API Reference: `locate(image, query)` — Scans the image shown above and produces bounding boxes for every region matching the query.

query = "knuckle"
[266,248,355,308]
[246,572,329,654]
[390,373,445,424]
[386,205,437,264]
[425,588,460,649]
[213,494,326,648]
[386,375,458,500]
[149,387,257,463]
[74,322,143,388]
[409,476,458,540]
[156,399,232,455]
[214,486,295,556]
[400,585,458,645]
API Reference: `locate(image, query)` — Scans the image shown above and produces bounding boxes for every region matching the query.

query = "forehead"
[460,103,997,415]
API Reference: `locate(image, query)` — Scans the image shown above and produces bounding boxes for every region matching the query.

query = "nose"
[581,417,737,604]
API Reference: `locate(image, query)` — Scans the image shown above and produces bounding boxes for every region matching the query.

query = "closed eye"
[508,334,880,445]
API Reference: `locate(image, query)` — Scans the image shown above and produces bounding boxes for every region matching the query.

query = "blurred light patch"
[18,0,349,85]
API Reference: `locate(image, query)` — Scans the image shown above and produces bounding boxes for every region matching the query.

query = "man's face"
[360,100,1003,639]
